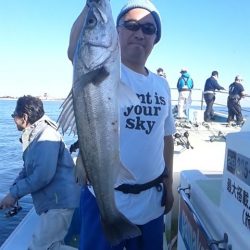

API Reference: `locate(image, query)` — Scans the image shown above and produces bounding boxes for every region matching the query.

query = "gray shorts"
[28,208,76,250]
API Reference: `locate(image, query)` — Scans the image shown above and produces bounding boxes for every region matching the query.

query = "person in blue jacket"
[177,68,194,118]
[203,71,225,122]
[227,75,245,125]
[0,95,80,250]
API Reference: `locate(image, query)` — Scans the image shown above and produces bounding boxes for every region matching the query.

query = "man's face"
[117,8,157,67]
[11,111,28,131]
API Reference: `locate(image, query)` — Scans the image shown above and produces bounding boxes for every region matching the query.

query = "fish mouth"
[83,40,112,49]
[88,0,108,25]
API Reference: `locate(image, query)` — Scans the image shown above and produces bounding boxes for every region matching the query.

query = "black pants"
[204,93,215,122]
[227,97,243,124]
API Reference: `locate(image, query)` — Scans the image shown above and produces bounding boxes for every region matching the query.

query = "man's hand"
[0,193,17,209]
[164,181,174,214]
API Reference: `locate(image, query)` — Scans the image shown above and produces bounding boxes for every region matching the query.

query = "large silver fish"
[58,0,141,245]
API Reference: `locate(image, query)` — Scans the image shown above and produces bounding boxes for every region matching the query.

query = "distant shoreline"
[0,97,64,101]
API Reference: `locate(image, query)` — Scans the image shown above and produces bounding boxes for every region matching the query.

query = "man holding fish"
[65,0,175,249]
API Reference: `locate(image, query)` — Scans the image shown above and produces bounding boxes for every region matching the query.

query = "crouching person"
[0,95,80,250]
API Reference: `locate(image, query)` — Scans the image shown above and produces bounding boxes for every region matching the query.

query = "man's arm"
[68,6,88,62]
[190,78,194,89]
[176,78,181,90]
[215,80,225,91]
[240,90,245,98]
[240,85,245,98]
[10,130,61,199]
[163,135,174,214]
[0,167,26,209]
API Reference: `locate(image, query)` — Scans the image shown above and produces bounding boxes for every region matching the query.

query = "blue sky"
[0,0,249,100]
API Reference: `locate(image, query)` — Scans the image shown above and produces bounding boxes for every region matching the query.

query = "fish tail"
[102,213,141,246]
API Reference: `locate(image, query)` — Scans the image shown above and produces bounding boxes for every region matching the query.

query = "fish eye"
[87,16,97,28]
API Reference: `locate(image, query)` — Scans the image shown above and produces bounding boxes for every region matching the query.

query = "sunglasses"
[119,20,157,35]
[11,111,19,118]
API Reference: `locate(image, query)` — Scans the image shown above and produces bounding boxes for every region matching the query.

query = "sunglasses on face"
[11,111,19,118]
[119,20,157,35]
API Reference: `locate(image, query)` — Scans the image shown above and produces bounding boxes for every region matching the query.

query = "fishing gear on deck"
[175,118,193,129]
[209,131,226,142]
[5,201,22,217]
[174,131,194,150]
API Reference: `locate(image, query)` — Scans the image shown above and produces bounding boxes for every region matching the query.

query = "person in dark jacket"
[227,75,245,125]
[203,71,225,122]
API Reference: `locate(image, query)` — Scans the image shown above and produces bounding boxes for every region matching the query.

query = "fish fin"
[57,90,77,135]
[115,161,136,187]
[74,153,87,185]
[118,81,140,108]
[101,214,141,246]
[75,66,109,87]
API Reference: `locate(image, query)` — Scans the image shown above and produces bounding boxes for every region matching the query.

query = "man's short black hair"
[15,95,45,124]
[211,71,218,77]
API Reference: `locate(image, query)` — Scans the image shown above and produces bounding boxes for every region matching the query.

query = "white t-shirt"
[114,64,176,225]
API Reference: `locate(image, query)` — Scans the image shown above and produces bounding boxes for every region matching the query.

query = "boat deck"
[0,111,245,250]
[174,118,240,173]
[168,112,242,249]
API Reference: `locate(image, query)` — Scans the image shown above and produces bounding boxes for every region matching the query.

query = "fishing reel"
[175,119,192,129]
[5,201,22,218]
[174,131,193,150]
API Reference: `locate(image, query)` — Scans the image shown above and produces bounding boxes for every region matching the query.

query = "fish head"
[74,0,119,75]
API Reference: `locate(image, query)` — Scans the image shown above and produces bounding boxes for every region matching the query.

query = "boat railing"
[171,88,250,115]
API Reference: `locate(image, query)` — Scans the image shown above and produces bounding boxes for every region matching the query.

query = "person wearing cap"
[176,68,194,118]
[68,0,175,249]
[156,67,166,78]
[227,75,245,125]
[203,71,225,122]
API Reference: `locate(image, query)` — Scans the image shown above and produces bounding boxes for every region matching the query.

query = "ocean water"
[0,98,249,246]
[0,99,76,246]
